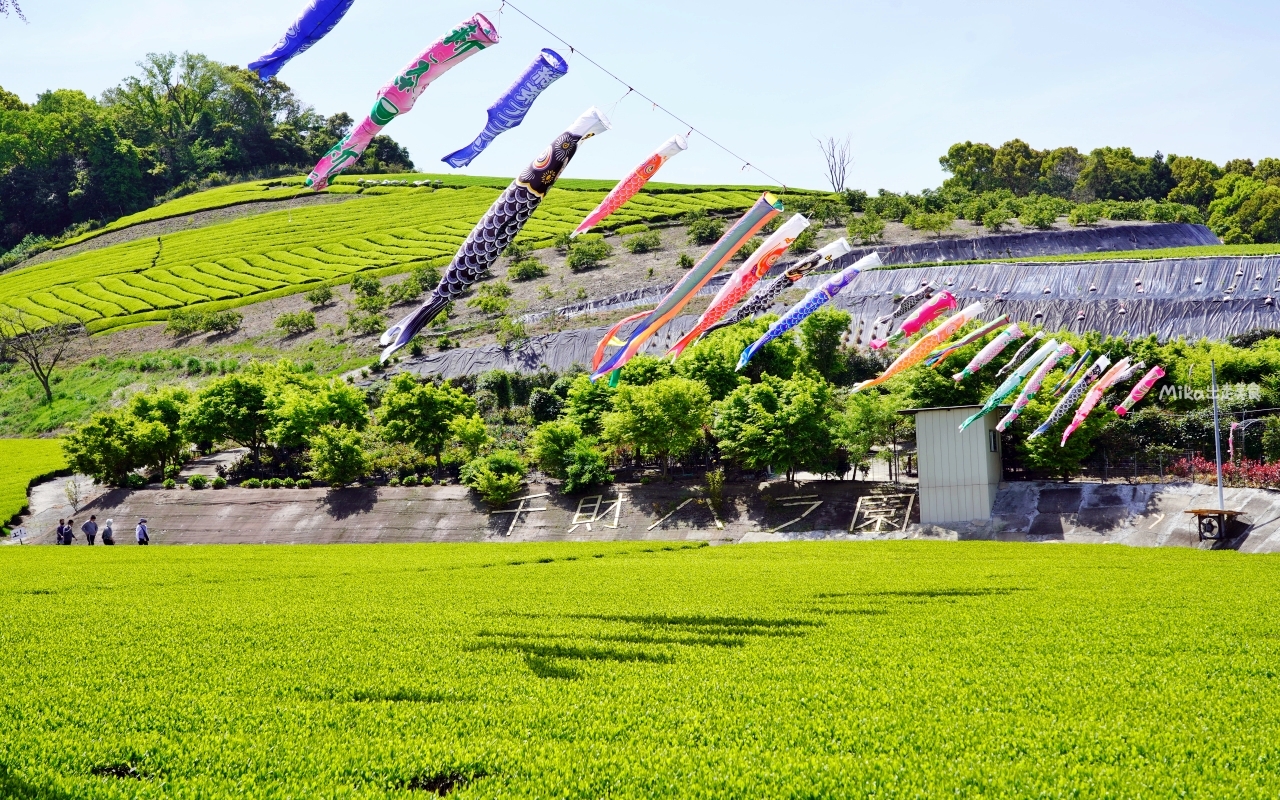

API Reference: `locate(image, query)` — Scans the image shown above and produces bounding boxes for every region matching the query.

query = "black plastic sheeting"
[402,255,1280,379]
[838,222,1216,266]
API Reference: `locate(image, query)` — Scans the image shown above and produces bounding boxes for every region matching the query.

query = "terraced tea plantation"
[3,178,769,334]
[3,541,1279,797]
[0,439,65,527]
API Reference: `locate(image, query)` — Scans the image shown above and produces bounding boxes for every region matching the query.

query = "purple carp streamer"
[702,239,853,338]
[305,14,499,190]
[996,331,1045,377]
[925,315,1010,368]
[1115,366,1165,416]
[1051,349,1091,396]
[380,107,610,360]
[996,341,1076,432]
[953,323,1024,383]
[735,251,880,371]
[1061,358,1133,446]
[442,48,569,168]
[249,0,356,81]
[959,339,1060,432]
[1028,355,1111,441]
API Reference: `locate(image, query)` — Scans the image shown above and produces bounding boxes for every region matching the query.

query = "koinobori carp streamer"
[592,193,783,380]
[442,48,569,168]
[1115,365,1165,416]
[249,0,357,81]
[953,323,1024,382]
[701,238,853,338]
[1060,358,1133,446]
[305,14,499,190]
[959,338,1060,432]
[572,135,689,237]
[852,302,985,393]
[925,315,1010,368]
[869,291,957,350]
[736,250,879,372]
[1028,355,1110,441]
[380,107,610,360]
[996,341,1076,432]
[667,214,812,359]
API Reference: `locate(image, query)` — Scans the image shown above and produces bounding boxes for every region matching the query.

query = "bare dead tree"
[816,134,854,193]
[0,309,76,404]
[0,0,26,22]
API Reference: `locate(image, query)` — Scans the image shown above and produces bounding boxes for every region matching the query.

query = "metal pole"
[1212,360,1225,511]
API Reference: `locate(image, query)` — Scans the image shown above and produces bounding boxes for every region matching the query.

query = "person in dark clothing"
[65,519,76,545]
[101,519,114,546]
[135,519,149,545]
[55,519,66,545]
[81,515,98,545]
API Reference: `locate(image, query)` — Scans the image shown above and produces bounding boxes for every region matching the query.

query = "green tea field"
[0,439,65,526]
[3,541,1279,798]
[1,180,768,335]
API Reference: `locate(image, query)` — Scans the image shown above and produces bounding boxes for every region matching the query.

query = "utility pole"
[1211,360,1225,511]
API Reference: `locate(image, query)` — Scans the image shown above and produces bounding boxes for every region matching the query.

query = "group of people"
[54,516,149,545]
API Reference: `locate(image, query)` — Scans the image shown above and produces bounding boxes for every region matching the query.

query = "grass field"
[0,439,65,526]
[2,183,766,335]
[2,541,1279,797]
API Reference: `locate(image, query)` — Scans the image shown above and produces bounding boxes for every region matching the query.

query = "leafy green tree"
[563,440,613,494]
[266,376,367,451]
[528,387,563,422]
[619,354,674,386]
[1167,155,1222,208]
[63,412,144,485]
[528,419,583,479]
[307,426,369,487]
[676,318,800,401]
[799,306,851,383]
[846,211,885,243]
[564,375,614,436]
[1074,147,1174,202]
[460,450,525,505]
[378,373,475,465]
[905,209,955,237]
[127,388,191,477]
[713,373,840,481]
[603,376,710,476]
[992,139,1043,196]
[838,392,897,477]
[182,374,271,459]
[939,141,997,193]
[1038,146,1084,198]
[449,413,492,461]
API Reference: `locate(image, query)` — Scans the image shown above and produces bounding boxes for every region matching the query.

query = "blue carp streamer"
[442,49,569,168]
[249,0,356,81]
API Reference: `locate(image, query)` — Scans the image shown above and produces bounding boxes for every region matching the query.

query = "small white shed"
[899,405,1004,525]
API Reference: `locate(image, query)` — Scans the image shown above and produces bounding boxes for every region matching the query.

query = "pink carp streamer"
[572,135,688,236]
[666,214,811,359]
[1115,366,1165,416]
[1060,358,1133,446]
[305,14,499,190]
[869,291,957,350]
[953,323,1023,382]
[959,339,1060,432]
[852,303,985,393]
[925,315,1010,368]
[996,341,1076,432]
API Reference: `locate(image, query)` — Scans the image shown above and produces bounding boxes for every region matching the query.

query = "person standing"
[135,518,149,545]
[54,518,66,545]
[81,515,98,546]
[101,519,114,546]
[65,519,76,545]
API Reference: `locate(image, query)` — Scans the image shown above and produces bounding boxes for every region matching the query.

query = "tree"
[602,377,710,476]
[799,307,851,383]
[992,139,1043,196]
[713,373,839,481]
[449,413,492,461]
[564,375,614,437]
[460,450,525,505]
[939,141,997,193]
[1074,147,1174,202]
[62,412,140,485]
[1167,155,1222,209]
[308,426,369,487]
[838,392,897,478]
[0,309,75,404]
[266,375,368,451]
[676,318,800,401]
[1038,146,1084,198]
[562,440,613,494]
[128,388,191,477]
[528,419,583,479]
[378,373,475,465]
[619,354,674,386]
[183,374,271,459]
[817,134,853,192]
[528,387,563,423]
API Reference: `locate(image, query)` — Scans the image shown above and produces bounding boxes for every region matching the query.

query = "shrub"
[276,311,316,335]
[983,207,1014,232]
[308,426,369,487]
[1069,203,1102,226]
[504,240,533,261]
[163,478,176,489]
[436,334,456,350]
[186,356,203,375]
[841,188,869,212]
[529,387,563,422]
[846,212,885,244]
[677,252,695,269]
[625,231,663,254]
[346,311,386,336]
[567,239,613,271]
[421,475,434,486]
[733,236,763,260]
[1018,198,1059,230]
[295,478,311,489]
[282,477,296,488]
[460,450,526,504]
[904,210,956,237]
[305,286,334,306]
[211,476,227,489]
[468,294,508,314]
[350,273,381,299]
[529,419,582,478]
[187,475,208,489]
[507,259,548,281]
[686,216,725,246]
[205,310,242,334]
[789,227,818,253]
[241,478,262,488]
[388,477,401,487]
[401,474,419,487]
[166,308,243,337]
[385,279,421,304]
[614,223,649,235]
[126,473,147,489]
[553,231,573,252]
[562,439,613,494]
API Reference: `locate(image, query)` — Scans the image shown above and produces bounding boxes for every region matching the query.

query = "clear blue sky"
[2,0,1277,192]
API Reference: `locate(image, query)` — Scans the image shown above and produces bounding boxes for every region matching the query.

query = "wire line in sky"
[497,0,788,189]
